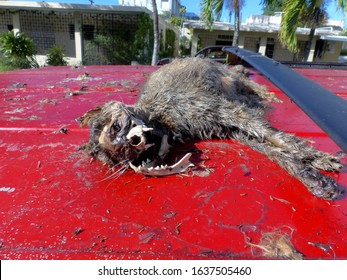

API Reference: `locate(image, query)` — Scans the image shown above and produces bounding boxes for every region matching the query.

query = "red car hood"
[0,65,346,259]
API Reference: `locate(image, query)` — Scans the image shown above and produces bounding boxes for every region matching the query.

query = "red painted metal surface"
[0,65,346,260]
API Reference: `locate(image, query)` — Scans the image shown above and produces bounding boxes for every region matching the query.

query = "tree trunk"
[232,6,240,47]
[304,8,321,62]
[151,0,159,66]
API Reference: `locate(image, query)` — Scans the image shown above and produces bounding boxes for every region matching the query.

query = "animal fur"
[78,57,343,200]
[248,231,303,260]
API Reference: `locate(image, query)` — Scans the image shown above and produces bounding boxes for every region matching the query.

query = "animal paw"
[299,166,341,200]
[310,153,343,172]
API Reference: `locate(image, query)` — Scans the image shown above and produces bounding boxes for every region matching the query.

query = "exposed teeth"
[129,153,194,176]
[142,127,154,132]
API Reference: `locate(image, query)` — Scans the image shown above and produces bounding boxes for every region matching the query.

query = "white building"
[184,14,347,63]
[119,0,181,16]
[0,1,180,65]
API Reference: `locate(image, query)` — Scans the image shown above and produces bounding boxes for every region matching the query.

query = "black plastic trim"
[280,61,347,70]
[224,46,347,153]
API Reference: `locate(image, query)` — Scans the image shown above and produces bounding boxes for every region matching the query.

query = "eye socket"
[112,122,121,133]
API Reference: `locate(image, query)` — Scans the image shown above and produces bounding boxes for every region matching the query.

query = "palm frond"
[335,0,347,11]
[279,0,307,52]
[201,0,219,28]
[201,0,245,29]
[260,0,275,6]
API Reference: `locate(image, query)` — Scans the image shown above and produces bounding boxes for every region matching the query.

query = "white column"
[74,12,83,64]
[191,32,198,56]
[238,35,245,49]
[258,36,267,55]
[12,13,20,33]
[307,38,316,62]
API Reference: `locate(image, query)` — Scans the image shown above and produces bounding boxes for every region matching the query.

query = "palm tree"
[201,0,245,46]
[151,0,160,65]
[262,0,347,61]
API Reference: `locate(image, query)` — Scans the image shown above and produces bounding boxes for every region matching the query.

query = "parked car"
[156,57,172,65]
[1,49,346,261]
[194,46,242,64]
[195,45,229,63]
[157,46,232,65]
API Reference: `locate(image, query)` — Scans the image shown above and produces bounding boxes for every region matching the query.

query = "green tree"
[179,6,187,28]
[262,0,285,15]
[168,15,184,27]
[201,0,245,46]
[262,0,347,61]
[134,14,154,64]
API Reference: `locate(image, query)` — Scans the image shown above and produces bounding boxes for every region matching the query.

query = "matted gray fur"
[77,57,344,200]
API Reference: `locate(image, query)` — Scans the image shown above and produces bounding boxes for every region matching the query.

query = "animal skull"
[126,124,154,151]
[127,130,194,176]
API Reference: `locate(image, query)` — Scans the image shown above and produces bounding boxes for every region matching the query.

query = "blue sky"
[14,0,347,25]
[181,0,346,23]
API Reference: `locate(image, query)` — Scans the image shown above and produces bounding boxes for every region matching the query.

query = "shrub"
[46,45,67,66]
[0,31,38,69]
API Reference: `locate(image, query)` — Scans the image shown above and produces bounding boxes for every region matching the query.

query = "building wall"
[317,41,342,62]
[193,29,234,48]
[0,10,12,33]
[119,0,181,16]
[18,11,76,57]
[81,12,141,65]
[272,39,293,61]
[0,6,179,66]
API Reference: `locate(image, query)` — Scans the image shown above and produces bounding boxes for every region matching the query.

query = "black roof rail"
[280,61,347,70]
[224,46,347,153]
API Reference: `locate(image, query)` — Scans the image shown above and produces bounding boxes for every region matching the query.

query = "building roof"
[320,35,347,42]
[0,1,150,14]
[184,20,347,38]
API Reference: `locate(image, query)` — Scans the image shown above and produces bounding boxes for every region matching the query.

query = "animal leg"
[235,134,341,200]
[264,130,343,172]
[233,132,341,200]
[218,101,342,172]
[216,101,341,199]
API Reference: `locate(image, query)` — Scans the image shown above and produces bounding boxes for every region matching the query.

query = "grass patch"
[0,63,17,72]
[0,58,18,72]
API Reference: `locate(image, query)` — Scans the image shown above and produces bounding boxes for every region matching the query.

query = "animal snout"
[129,135,142,146]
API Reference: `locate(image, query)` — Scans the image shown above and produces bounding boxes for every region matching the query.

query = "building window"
[215,40,233,46]
[294,40,308,61]
[217,34,233,40]
[69,24,75,40]
[265,38,275,58]
[216,34,233,45]
[314,39,326,58]
[83,25,94,41]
